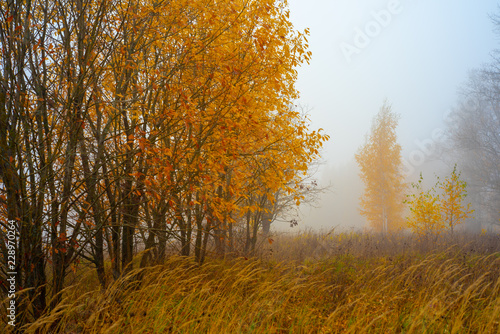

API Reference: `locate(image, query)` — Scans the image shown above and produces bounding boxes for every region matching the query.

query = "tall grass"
[4,231,500,333]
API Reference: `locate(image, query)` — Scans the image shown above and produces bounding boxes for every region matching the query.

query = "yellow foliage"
[405,174,444,237]
[405,165,474,236]
[355,102,407,233]
[439,165,474,233]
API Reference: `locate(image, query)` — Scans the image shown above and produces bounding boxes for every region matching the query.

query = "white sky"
[289,0,498,167]
[283,0,500,231]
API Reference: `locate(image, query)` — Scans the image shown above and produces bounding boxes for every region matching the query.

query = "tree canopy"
[355,102,406,233]
[0,0,327,325]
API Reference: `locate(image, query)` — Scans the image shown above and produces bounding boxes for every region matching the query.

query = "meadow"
[7,230,500,333]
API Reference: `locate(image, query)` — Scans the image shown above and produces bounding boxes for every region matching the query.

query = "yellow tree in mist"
[405,165,474,237]
[405,175,444,238]
[355,102,406,233]
[439,165,474,233]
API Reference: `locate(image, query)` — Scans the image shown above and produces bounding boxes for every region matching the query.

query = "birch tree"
[355,102,406,233]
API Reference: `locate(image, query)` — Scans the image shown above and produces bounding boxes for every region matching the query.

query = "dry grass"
[4,231,500,333]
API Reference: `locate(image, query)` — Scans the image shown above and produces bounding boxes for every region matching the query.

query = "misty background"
[279,0,500,231]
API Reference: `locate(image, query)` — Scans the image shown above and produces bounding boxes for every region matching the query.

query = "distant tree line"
[442,15,500,229]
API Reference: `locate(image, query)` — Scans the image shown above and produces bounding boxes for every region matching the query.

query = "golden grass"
[5,232,500,333]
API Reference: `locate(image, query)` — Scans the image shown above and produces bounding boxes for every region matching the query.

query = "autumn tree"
[405,166,474,237]
[405,174,444,239]
[0,0,327,325]
[439,165,474,233]
[355,102,406,233]
[0,0,121,320]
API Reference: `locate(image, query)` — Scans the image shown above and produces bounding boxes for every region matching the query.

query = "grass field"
[7,231,500,333]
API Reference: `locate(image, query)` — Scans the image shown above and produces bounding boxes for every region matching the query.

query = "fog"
[281,0,500,231]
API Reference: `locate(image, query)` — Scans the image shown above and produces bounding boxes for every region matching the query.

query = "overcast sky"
[289,0,498,168]
[283,0,500,231]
